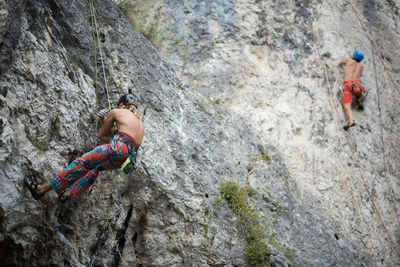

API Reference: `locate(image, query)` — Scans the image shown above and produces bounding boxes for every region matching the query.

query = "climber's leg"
[342,102,354,125]
[50,143,110,195]
[64,134,132,196]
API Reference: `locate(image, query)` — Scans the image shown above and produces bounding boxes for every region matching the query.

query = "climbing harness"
[338,82,367,108]
[89,1,139,175]
[351,82,367,98]
[120,154,137,174]
[319,49,357,145]
[302,0,400,260]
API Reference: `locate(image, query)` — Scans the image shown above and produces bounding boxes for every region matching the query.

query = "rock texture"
[0,0,399,266]
[0,0,8,45]
[119,0,400,265]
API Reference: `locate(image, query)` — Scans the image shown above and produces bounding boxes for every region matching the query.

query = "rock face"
[0,0,399,266]
[0,0,8,45]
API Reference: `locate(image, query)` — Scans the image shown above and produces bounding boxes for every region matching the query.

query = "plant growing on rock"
[218,181,297,266]
[218,181,269,265]
[27,135,48,152]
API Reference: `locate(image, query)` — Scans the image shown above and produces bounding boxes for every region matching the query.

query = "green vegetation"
[27,135,48,152]
[114,1,160,46]
[215,110,223,121]
[218,181,297,266]
[262,151,273,161]
[247,164,254,172]
[214,98,222,105]
[219,181,269,265]
[197,101,212,115]
[133,20,159,44]
[68,53,84,69]
[202,224,212,239]
[251,150,273,162]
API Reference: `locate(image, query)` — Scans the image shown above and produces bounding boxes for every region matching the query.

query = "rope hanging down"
[90,0,100,147]
[302,0,400,261]
[370,27,400,229]
[91,186,127,267]
[90,0,112,111]
[88,1,126,266]
[346,0,400,96]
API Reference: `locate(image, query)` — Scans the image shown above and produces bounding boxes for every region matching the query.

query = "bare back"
[340,57,364,80]
[114,109,144,145]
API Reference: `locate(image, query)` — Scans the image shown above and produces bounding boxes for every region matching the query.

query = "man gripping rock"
[338,51,368,130]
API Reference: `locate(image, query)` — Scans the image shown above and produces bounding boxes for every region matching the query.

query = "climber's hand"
[98,109,109,126]
[98,109,109,119]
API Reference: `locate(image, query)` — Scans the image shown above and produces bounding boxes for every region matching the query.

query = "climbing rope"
[302,0,400,261]
[87,1,126,266]
[89,0,112,111]
[339,148,375,253]
[91,187,127,267]
[89,0,114,147]
[370,26,400,228]
[318,49,357,148]
[346,0,400,96]
[90,0,100,147]
[319,53,373,252]
[316,49,372,247]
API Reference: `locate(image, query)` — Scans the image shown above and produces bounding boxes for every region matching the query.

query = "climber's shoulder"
[110,108,141,124]
[339,57,351,65]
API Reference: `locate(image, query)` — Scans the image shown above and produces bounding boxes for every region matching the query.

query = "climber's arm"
[338,57,348,66]
[98,110,116,143]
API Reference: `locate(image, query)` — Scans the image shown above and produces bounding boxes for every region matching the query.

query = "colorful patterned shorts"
[50,133,139,196]
[341,79,368,105]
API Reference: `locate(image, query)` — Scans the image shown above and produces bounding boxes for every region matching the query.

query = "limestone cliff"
[0,0,399,266]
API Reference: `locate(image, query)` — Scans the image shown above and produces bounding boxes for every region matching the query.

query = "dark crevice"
[111,205,134,267]
[0,86,8,97]
[133,214,147,259]
[131,232,138,247]
[0,237,24,267]
[88,224,110,267]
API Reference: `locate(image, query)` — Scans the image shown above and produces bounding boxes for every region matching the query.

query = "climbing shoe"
[24,176,43,200]
[58,191,71,204]
[343,121,356,131]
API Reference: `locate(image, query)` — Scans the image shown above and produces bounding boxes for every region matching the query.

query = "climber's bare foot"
[37,183,52,195]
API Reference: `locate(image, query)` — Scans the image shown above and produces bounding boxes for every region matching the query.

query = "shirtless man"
[24,93,144,202]
[338,51,368,130]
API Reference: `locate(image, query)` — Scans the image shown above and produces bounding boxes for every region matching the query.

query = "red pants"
[341,79,368,105]
[50,133,138,196]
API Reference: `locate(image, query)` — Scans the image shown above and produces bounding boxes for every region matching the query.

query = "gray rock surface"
[0,0,399,266]
[0,0,8,45]
[118,0,400,265]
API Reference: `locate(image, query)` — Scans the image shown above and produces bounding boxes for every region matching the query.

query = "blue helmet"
[117,94,139,108]
[353,51,364,62]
